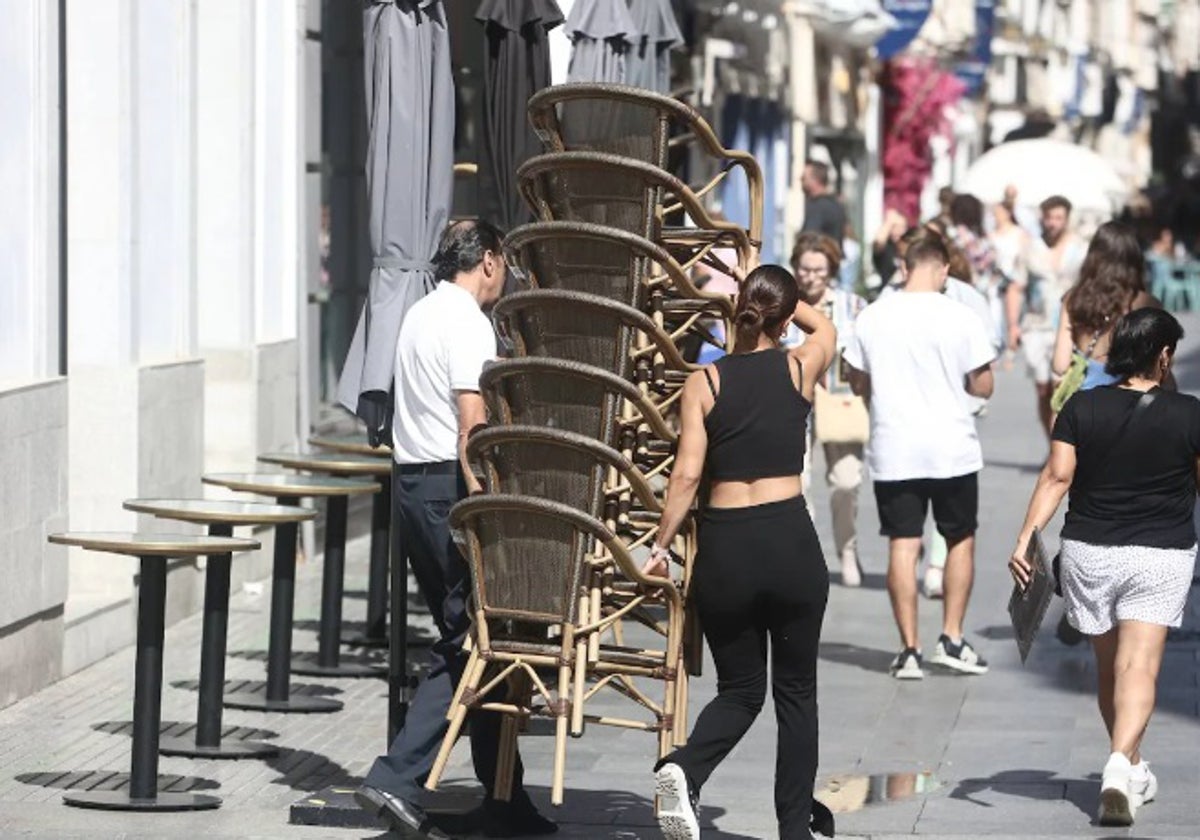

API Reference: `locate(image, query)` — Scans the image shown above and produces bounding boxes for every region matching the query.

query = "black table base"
[223,691,342,714]
[63,790,221,812]
[65,557,221,811]
[290,653,384,679]
[158,734,278,759]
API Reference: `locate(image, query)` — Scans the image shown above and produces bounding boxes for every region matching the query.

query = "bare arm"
[1009,440,1076,588]
[788,299,837,400]
[1051,299,1074,377]
[644,371,709,576]
[966,364,995,398]
[845,362,870,403]
[1005,282,1024,351]
[455,391,488,496]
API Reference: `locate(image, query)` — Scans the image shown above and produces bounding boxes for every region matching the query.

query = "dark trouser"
[365,461,524,803]
[664,497,828,840]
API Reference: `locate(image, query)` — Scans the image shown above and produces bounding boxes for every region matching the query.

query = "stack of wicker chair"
[426,84,763,806]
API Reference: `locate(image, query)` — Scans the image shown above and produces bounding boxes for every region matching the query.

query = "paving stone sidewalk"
[2,318,1200,839]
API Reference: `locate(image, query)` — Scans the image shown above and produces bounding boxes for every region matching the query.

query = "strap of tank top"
[786,354,804,393]
[703,367,718,399]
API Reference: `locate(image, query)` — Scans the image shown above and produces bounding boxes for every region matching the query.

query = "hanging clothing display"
[564,0,637,83]
[625,0,683,92]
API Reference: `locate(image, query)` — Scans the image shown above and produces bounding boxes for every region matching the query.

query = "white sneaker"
[1098,752,1134,826]
[890,648,924,680]
[841,551,862,588]
[1130,760,1157,812]
[922,566,944,599]
[655,762,700,840]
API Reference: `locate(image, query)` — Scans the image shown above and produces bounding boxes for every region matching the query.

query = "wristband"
[650,545,671,561]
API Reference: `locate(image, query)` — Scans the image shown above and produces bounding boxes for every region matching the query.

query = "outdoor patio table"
[47,532,259,812]
[201,473,378,710]
[122,499,316,758]
[257,452,390,675]
[307,435,392,649]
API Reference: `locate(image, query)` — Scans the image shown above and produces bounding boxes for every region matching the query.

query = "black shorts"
[873,473,979,541]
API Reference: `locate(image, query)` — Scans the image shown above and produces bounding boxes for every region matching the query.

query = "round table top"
[258,451,391,478]
[308,434,392,458]
[202,473,380,497]
[49,532,260,557]
[123,498,318,525]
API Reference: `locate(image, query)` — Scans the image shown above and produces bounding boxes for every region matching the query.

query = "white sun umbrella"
[961,139,1128,214]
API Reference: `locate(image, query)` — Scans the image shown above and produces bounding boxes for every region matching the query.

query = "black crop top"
[703,350,810,481]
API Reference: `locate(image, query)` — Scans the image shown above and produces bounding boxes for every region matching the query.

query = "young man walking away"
[843,232,996,680]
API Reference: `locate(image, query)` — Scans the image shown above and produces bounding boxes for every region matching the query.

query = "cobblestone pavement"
[3,315,1200,839]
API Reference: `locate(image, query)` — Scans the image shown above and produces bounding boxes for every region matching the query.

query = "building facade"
[0,0,320,707]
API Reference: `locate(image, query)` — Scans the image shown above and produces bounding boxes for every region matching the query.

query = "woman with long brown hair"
[1052,222,1156,394]
[643,265,837,840]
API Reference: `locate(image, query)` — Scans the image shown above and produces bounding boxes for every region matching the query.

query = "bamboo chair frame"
[526,83,763,246]
[426,494,683,805]
[517,151,756,275]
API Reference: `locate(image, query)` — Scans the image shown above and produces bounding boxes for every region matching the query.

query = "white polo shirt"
[391,281,497,465]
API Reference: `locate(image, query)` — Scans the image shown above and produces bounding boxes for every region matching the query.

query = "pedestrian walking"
[643,265,837,840]
[947,194,1000,346]
[790,233,869,587]
[355,221,556,839]
[989,197,1031,365]
[1005,195,1088,439]
[800,159,847,242]
[1050,222,1157,404]
[1010,308,1196,828]
[843,232,996,680]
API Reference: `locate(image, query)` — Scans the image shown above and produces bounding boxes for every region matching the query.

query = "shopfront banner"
[874,0,931,59]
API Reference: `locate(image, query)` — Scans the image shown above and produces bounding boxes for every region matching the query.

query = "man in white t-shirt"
[1004,195,1087,439]
[843,232,996,681]
[357,222,555,839]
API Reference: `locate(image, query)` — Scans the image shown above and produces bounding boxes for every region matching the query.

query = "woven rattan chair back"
[493,289,693,387]
[451,494,592,627]
[527,83,763,242]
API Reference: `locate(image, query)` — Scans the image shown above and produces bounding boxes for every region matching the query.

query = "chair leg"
[572,593,588,737]
[674,671,689,747]
[426,653,486,792]
[551,657,571,806]
[493,671,525,803]
[446,643,479,722]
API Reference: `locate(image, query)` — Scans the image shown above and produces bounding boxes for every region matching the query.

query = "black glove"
[812,799,835,837]
[355,391,393,448]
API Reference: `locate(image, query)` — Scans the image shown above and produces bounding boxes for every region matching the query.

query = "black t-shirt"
[802,194,846,242]
[1053,386,1200,549]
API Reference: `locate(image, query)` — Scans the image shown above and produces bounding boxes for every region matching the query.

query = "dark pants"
[365,461,525,803]
[664,497,828,839]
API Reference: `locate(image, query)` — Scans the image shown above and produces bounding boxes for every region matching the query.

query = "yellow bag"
[814,385,869,444]
[1050,351,1088,413]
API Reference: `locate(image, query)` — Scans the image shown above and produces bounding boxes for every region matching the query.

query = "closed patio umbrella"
[336,0,455,444]
[961,138,1128,214]
[565,0,637,84]
[476,0,564,232]
[625,0,683,92]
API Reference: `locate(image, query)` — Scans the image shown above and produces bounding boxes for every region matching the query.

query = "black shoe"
[811,798,836,837]
[354,785,454,840]
[483,795,558,837]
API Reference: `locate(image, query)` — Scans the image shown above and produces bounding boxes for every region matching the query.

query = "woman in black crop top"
[644,265,837,840]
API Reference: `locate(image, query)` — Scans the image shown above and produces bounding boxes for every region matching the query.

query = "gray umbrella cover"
[625,0,683,92]
[565,0,637,84]
[475,0,564,232]
[336,0,455,431]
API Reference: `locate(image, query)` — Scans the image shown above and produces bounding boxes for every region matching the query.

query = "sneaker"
[929,635,989,674]
[922,566,944,599]
[840,550,862,588]
[1130,759,1157,812]
[1099,752,1134,826]
[890,647,924,680]
[655,762,700,840]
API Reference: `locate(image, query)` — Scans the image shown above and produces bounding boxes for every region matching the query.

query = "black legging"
[664,496,828,839]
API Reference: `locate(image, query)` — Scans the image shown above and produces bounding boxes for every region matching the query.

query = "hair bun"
[735,304,764,331]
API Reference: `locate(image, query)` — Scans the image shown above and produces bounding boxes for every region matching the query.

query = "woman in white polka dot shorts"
[1010,308,1198,828]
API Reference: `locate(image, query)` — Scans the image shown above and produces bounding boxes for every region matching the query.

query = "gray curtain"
[336,0,455,443]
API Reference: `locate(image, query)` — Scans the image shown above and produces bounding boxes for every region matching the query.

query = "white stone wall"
[0,380,68,707]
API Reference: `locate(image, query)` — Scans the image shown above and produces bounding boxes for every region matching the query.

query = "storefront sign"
[874,0,931,60]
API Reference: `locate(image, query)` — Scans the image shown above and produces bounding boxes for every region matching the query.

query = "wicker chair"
[493,289,697,391]
[504,220,734,322]
[517,151,756,276]
[526,83,763,245]
[425,494,683,804]
[479,357,678,472]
